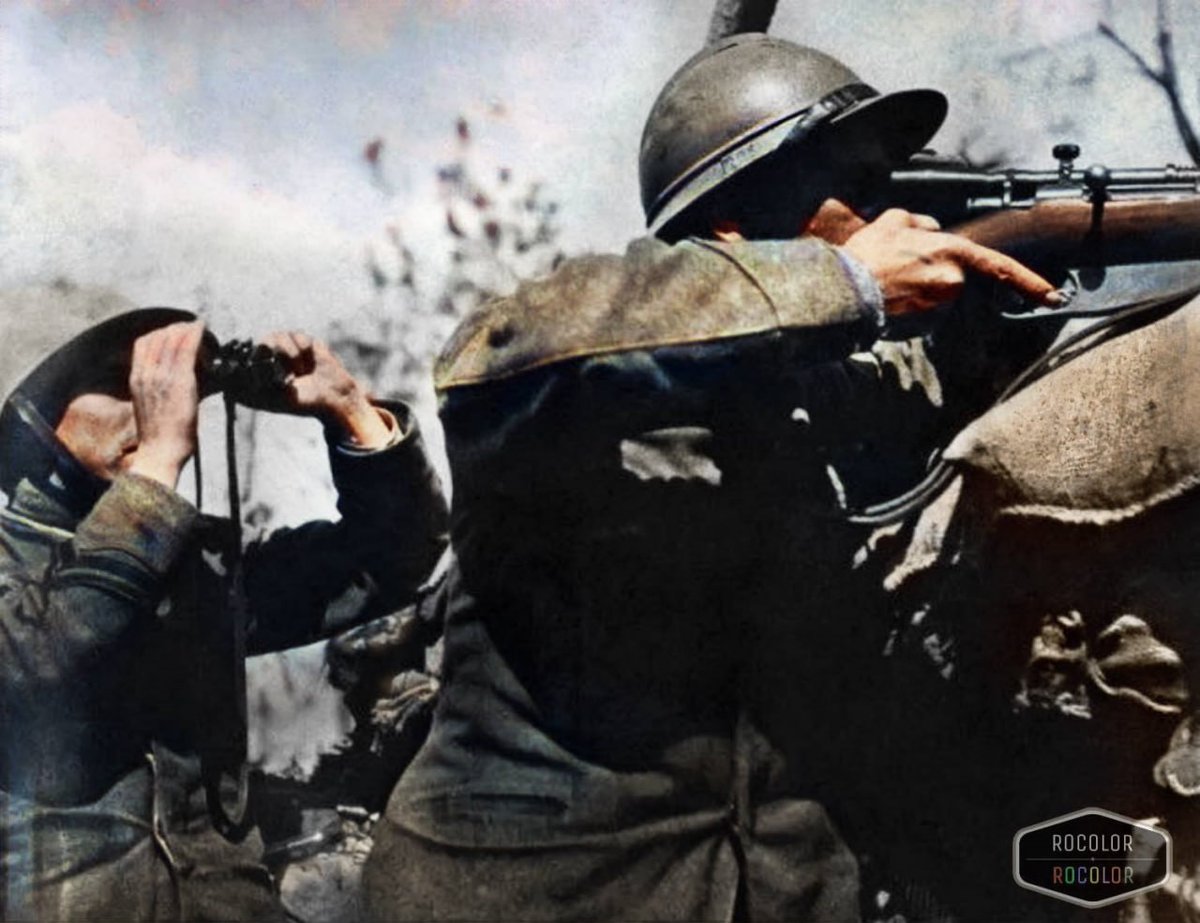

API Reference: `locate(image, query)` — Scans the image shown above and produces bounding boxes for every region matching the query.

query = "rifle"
[887,144,1200,318]
[848,146,1200,525]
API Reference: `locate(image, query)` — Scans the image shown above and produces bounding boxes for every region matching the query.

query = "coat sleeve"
[437,236,941,591]
[434,236,883,390]
[0,473,196,696]
[241,401,449,654]
[0,473,198,798]
[437,235,893,507]
[435,238,880,579]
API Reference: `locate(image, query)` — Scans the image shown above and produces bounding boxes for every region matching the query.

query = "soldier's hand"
[127,321,204,488]
[840,206,1060,316]
[801,197,868,245]
[260,331,391,449]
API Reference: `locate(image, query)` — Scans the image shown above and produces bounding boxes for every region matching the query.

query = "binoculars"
[198,339,291,406]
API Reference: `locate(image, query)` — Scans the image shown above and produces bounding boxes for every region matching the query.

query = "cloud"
[0,100,416,526]
[0,99,369,338]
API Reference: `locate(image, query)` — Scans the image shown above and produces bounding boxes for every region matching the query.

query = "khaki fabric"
[945,295,1200,523]
[435,237,868,389]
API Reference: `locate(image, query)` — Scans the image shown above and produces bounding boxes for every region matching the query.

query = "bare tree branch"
[1098,0,1200,164]
[707,0,778,44]
[1098,22,1161,85]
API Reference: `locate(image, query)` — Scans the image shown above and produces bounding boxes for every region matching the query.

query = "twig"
[1098,0,1200,165]
[706,0,779,44]
[1098,21,1160,83]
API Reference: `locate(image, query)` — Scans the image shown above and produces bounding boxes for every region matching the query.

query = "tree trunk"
[707,0,779,44]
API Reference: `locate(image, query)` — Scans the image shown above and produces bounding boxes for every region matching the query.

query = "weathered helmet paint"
[639,33,948,237]
[0,292,201,493]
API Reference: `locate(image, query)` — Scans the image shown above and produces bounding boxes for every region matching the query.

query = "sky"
[4,1,1194,325]
[0,1,682,322]
[1,0,1196,516]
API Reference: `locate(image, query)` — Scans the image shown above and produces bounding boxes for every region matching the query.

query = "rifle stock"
[953,197,1200,269]
[886,150,1200,314]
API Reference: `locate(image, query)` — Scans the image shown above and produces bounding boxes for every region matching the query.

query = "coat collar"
[6,472,107,534]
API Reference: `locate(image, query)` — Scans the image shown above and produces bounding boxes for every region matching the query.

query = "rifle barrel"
[887,163,1200,225]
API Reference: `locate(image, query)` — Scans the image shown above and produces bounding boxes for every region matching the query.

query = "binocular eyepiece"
[198,339,290,405]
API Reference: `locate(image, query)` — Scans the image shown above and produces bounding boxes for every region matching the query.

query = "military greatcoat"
[365,237,937,921]
[0,403,447,921]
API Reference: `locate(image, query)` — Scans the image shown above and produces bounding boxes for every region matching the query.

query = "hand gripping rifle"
[888,143,1200,318]
[849,145,1200,525]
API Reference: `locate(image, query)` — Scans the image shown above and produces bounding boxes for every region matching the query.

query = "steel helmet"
[0,286,202,494]
[639,33,948,237]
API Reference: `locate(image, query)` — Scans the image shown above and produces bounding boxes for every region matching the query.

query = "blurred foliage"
[243,111,564,787]
[329,115,564,405]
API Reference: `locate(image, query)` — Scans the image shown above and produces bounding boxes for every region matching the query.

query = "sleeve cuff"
[325,399,449,536]
[326,401,430,482]
[335,406,405,457]
[834,247,886,329]
[73,473,199,575]
[701,238,881,333]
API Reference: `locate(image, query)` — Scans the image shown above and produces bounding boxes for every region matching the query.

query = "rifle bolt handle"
[1052,143,1081,163]
[1084,164,1111,199]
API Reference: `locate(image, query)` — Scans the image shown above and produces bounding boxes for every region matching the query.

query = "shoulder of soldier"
[433,235,852,390]
[434,238,663,390]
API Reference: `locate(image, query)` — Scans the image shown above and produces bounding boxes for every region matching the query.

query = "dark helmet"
[639,33,948,237]
[0,290,202,495]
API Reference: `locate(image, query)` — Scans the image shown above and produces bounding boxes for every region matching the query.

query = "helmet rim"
[0,307,206,491]
[646,85,947,237]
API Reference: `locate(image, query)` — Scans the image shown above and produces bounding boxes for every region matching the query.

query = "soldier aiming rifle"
[364,33,1062,922]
